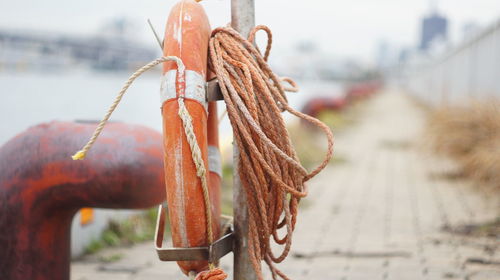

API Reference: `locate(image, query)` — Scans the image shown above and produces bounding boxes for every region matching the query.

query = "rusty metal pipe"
[0,121,165,280]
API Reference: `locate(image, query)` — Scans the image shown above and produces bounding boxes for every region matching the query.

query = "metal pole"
[231,0,257,279]
[231,0,255,37]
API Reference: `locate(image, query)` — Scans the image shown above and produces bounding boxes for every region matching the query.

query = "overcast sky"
[1,0,498,62]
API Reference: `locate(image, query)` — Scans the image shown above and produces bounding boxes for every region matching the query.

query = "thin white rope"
[71,54,215,268]
[71,56,184,160]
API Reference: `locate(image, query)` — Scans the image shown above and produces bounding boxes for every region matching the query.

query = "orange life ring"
[161,0,221,274]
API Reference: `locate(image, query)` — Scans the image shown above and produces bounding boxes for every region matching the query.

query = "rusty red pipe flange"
[0,121,166,280]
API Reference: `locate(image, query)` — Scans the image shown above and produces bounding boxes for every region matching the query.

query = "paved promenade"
[72,91,499,280]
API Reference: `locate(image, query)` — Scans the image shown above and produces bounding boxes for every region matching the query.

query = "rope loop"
[208,25,334,280]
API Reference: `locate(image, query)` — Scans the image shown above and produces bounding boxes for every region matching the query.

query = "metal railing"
[401,17,500,105]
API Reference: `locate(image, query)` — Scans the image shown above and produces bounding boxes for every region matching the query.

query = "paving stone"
[71,92,500,279]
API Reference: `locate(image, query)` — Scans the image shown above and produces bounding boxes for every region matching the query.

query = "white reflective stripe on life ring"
[208,145,222,178]
[160,69,207,108]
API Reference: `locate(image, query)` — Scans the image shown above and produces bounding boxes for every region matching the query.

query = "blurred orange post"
[79,208,94,226]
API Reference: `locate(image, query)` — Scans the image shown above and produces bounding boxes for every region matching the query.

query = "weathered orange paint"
[0,121,165,280]
[161,0,221,274]
[207,101,221,235]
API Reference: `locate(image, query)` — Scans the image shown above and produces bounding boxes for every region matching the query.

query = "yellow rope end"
[72,150,86,160]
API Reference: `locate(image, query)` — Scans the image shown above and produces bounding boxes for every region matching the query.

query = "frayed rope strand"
[71,56,184,160]
[71,54,220,273]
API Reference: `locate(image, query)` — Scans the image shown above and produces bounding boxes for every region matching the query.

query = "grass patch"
[379,139,413,150]
[98,253,124,263]
[298,198,312,210]
[84,239,104,254]
[330,154,348,165]
[287,123,330,170]
[315,101,366,133]
[426,99,500,193]
[443,217,500,239]
[221,163,234,215]
[428,170,465,182]
[288,104,359,170]
[84,207,162,255]
[317,111,349,131]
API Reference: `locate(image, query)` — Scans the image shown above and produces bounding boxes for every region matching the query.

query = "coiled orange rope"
[208,25,334,279]
[70,22,333,280]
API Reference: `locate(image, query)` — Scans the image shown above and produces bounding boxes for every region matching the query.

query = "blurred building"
[401,14,500,105]
[462,21,481,40]
[419,12,448,51]
[0,20,157,72]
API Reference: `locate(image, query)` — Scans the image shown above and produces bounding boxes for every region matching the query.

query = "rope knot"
[194,268,228,280]
[71,150,86,160]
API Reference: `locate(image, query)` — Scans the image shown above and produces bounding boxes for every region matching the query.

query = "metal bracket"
[154,204,234,263]
[207,79,223,101]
